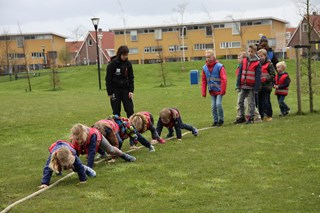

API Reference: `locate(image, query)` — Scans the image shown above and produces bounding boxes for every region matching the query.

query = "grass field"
[0,60,320,212]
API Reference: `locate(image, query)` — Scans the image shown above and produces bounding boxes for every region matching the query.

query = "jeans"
[211,95,224,123]
[238,89,255,118]
[258,87,273,118]
[277,95,290,114]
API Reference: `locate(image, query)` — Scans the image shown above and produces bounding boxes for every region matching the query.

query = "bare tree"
[18,24,32,92]
[173,2,188,71]
[155,41,166,86]
[0,30,13,75]
[202,5,217,56]
[117,0,127,45]
[227,15,247,51]
[295,0,319,112]
[58,46,72,66]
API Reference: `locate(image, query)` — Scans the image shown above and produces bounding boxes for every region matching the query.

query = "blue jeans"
[211,95,224,123]
[277,95,290,114]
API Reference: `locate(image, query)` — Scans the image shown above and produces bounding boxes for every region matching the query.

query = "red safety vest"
[163,108,180,128]
[275,73,289,96]
[261,62,271,83]
[96,119,120,133]
[240,58,260,87]
[49,140,74,153]
[141,111,152,130]
[73,128,102,155]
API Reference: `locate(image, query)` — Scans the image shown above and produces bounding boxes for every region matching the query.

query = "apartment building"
[0,33,66,73]
[110,17,287,64]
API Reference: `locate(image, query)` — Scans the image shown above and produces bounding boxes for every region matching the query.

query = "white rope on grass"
[0,126,214,213]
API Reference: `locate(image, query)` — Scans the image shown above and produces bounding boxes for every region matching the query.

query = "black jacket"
[106,57,134,96]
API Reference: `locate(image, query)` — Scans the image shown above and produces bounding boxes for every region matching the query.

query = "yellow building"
[110,17,287,64]
[0,33,67,73]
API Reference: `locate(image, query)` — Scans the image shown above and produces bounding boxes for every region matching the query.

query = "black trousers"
[110,88,134,118]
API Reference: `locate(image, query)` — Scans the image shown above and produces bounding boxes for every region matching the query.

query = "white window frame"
[130,30,138,41]
[220,41,241,49]
[232,22,240,35]
[155,29,162,40]
[129,48,138,54]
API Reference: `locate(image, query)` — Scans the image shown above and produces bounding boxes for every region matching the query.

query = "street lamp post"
[98,32,103,66]
[91,17,101,90]
[181,26,186,62]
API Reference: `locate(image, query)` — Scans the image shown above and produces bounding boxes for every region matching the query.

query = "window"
[155,29,162,40]
[268,38,276,47]
[129,48,138,54]
[8,53,25,59]
[194,43,214,50]
[88,39,93,46]
[180,27,187,38]
[206,26,212,36]
[130,30,138,41]
[232,22,240,35]
[220,41,241,49]
[31,52,44,58]
[169,45,179,52]
[247,40,259,45]
[144,46,162,53]
[16,36,24,48]
[303,23,308,32]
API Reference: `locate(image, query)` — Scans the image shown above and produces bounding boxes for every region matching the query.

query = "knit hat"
[259,36,268,44]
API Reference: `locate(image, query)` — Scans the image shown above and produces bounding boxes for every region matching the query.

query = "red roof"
[309,15,320,32]
[89,31,115,50]
[66,41,82,53]
[286,27,296,34]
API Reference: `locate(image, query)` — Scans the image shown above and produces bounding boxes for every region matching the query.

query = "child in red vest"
[235,51,247,120]
[39,140,96,189]
[257,49,276,121]
[70,123,136,168]
[234,45,261,124]
[156,107,198,141]
[129,111,166,144]
[201,49,227,127]
[109,115,156,151]
[274,61,291,116]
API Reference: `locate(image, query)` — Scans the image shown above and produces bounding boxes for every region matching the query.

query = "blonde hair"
[49,147,75,173]
[93,121,119,147]
[257,49,267,56]
[205,49,215,57]
[276,61,287,70]
[238,51,247,58]
[129,113,147,132]
[70,123,89,145]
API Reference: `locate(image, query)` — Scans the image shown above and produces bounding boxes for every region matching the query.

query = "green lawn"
[0,60,320,212]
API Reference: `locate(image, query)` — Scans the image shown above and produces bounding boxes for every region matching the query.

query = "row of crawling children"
[39,108,198,188]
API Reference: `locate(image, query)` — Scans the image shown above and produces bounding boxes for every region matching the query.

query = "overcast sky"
[0,0,319,40]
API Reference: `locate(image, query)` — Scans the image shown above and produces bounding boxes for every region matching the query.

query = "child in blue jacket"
[39,140,96,189]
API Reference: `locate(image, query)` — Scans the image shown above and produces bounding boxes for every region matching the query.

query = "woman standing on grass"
[106,46,134,118]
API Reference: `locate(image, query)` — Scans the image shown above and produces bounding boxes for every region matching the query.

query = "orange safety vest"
[74,128,102,155]
[275,73,289,96]
[240,58,260,87]
[96,119,120,133]
[261,62,271,83]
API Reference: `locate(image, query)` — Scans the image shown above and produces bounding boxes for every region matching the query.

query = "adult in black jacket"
[257,36,279,69]
[106,46,134,117]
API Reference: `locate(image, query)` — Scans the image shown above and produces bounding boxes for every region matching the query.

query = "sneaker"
[233,117,246,124]
[166,133,174,138]
[217,120,224,127]
[265,116,273,122]
[84,165,96,177]
[122,153,136,162]
[212,122,218,127]
[192,128,198,136]
[246,117,254,124]
[149,145,155,152]
[157,138,166,144]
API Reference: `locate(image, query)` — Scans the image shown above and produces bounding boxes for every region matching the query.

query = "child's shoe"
[233,117,246,124]
[121,153,136,162]
[84,165,96,177]
[212,122,218,127]
[157,138,166,144]
[246,117,254,124]
[217,120,224,127]
[192,128,198,136]
[265,116,273,122]
[149,145,155,152]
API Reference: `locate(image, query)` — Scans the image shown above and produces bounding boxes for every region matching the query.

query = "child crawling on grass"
[70,123,136,169]
[156,107,198,141]
[39,140,96,189]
